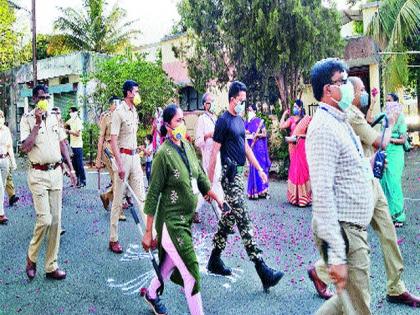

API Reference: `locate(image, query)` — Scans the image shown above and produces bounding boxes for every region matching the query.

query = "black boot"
[9,195,19,206]
[255,258,284,292]
[207,249,232,276]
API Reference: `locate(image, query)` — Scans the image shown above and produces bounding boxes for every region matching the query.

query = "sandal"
[394,222,404,228]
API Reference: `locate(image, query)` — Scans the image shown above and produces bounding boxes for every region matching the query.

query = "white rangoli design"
[107,233,243,295]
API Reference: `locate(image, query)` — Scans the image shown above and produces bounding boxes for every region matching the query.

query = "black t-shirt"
[213,111,246,166]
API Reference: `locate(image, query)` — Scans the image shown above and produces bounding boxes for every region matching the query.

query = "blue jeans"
[146,161,152,183]
[71,147,86,185]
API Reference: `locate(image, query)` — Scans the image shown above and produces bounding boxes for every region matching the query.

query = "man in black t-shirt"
[207,81,284,292]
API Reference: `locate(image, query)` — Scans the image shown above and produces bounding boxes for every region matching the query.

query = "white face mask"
[70,112,78,119]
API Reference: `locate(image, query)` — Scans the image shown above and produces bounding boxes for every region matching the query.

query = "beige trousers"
[5,161,15,198]
[0,158,8,216]
[315,179,406,296]
[314,223,371,315]
[110,154,150,242]
[27,167,63,273]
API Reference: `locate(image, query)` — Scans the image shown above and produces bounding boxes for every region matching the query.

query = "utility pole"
[31,0,37,85]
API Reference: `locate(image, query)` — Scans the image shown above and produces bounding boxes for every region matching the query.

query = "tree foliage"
[176,0,344,109]
[0,0,18,71]
[89,53,176,124]
[366,0,420,90]
[54,0,140,54]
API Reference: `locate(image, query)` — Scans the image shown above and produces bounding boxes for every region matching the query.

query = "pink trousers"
[148,224,204,315]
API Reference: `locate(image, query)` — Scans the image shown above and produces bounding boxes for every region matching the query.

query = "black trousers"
[71,147,86,185]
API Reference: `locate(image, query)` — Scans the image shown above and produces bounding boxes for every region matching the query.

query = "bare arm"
[21,124,41,153]
[279,111,291,129]
[110,134,126,180]
[245,142,267,183]
[208,142,221,183]
[142,214,155,250]
[366,97,377,124]
[390,135,406,145]
[67,130,81,137]
[60,139,77,186]
[373,127,393,149]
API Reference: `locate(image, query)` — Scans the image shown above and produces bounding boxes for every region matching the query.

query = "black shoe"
[9,195,19,206]
[207,249,232,276]
[143,292,168,315]
[255,258,284,292]
[60,227,66,236]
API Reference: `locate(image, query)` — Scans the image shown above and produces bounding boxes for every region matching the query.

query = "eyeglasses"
[330,79,347,86]
[38,95,51,100]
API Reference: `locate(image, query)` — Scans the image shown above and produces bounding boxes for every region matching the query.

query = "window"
[179,86,203,111]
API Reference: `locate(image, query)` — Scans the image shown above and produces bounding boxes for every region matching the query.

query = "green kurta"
[144,139,211,295]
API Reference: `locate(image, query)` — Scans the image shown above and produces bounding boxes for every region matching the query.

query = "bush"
[82,122,100,164]
[266,114,289,179]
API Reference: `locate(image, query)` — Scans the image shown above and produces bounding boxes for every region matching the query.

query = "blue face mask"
[332,82,354,111]
[293,108,300,116]
[360,91,369,108]
[234,100,246,114]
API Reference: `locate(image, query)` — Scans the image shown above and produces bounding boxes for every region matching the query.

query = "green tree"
[54,0,140,54]
[366,0,420,90]
[90,53,175,124]
[0,0,18,71]
[177,0,344,109]
[17,34,75,63]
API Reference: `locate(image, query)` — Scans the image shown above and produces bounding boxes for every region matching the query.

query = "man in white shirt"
[194,93,224,222]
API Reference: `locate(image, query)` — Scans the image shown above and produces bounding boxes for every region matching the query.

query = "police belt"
[31,162,62,171]
[339,221,367,232]
[120,148,138,156]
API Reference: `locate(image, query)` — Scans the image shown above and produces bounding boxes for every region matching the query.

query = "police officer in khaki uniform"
[108,80,149,254]
[20,85,76,280]
[96,96,129,221]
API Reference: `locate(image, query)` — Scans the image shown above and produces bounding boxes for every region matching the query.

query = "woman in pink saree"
[279,100,312,206]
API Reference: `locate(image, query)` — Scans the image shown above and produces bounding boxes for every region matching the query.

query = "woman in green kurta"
[141,104,223,315]
[380,97,408,227]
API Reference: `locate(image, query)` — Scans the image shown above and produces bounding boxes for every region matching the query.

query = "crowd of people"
[0,57,418,315]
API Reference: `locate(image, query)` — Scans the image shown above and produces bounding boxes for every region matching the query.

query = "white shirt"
[194,112,221,181]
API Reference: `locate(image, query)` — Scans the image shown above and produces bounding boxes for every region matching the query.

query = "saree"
[380,113,407,223]
[245,117,271,198]
[287,115,312,206]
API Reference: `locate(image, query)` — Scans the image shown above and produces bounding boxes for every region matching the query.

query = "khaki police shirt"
[99,111,112,142]
[347,105,379,159]
[20,110,66,164]
[111,101,138,150]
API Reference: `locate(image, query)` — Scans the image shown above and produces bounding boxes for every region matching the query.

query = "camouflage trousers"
[212,166,262,262]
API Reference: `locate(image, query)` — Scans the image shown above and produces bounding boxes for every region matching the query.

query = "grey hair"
[202,92,212,105]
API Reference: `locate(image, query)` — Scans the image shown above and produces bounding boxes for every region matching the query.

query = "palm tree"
[54,0,140,54]
[366,0,420,90]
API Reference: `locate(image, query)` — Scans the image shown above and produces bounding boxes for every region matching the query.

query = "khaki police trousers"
[314,179,406,297]
[313,222,371,315]
[110,154,151,242]
[27,167,63,273]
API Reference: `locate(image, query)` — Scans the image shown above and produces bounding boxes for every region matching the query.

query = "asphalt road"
[0,150,419,315]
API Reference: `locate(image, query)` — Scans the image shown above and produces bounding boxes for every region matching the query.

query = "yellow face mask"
[171,123,187,140]
[37,99,49,112]
[133,93,141,106]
